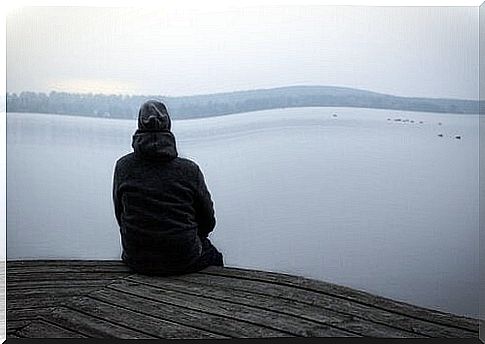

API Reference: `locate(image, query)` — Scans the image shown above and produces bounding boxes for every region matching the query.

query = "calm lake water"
[7,107,479,318]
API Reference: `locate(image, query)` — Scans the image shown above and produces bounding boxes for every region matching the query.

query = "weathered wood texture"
[0,261,5,339]
[6,260,479,339]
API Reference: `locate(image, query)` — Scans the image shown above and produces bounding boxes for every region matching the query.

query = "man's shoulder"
[115,152,136,168]
[115,154,201,175]
[173,157,201,171]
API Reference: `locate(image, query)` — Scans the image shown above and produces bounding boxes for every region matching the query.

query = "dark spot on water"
[455,136,461,140]
[438,134,443,137]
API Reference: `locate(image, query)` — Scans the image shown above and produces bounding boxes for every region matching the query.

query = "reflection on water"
[7,108,479,317]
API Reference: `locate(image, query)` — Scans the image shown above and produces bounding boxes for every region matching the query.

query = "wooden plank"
[7,286,104,311]
[16,319,86,338]
[89,287,291,338]
[7,264,131,275]
[107,279,358,337]
[44,307,157,339]
[7,320,31,334]
[7,260,125,268]
[7,279,118,290]
[173,272,476,338]
[200,266,479,332]
[8,295,74,309]
[65,295,227,339]
[8,286,103,299]
[7,272,131,283]
[127,275,421,338]
[7,308,56,321]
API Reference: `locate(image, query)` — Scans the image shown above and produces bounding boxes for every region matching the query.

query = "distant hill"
[6,86,479,120]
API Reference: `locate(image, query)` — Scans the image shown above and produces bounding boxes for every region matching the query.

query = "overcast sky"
[6,6,479,99]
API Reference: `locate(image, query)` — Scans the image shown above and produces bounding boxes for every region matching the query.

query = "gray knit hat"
[137,100,171,131]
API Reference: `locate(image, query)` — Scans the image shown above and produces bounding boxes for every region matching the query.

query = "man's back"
[112,100,222,275]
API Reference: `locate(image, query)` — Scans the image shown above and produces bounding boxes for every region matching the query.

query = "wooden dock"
[6,260,479,339]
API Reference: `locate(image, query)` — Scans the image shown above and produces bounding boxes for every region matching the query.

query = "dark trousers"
[125,237,223,276]
[191,237,224,271]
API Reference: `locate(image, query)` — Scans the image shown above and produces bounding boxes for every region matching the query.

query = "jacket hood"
[138,100,171,132]
[132,129,178,161]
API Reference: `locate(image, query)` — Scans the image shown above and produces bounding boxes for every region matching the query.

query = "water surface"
[7,107,479,317]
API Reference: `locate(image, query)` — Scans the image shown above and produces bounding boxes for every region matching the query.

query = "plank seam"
[61,304,159,339]
[171,274,470,337]
[35,316,89,338]
[198,270,479,333]
[86,293,234,339]
[166,275,431,338]
[6,270,134,338]
[110,281,359,337]
[7,320,32,336]
[104,284,303,337]
[6,307,57,321]
[7,284,118,290]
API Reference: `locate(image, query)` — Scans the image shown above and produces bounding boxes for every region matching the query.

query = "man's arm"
[194,167,216,238]
[112,163,123,226]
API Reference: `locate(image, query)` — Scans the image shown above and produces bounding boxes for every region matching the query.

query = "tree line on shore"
[6,86,479,120]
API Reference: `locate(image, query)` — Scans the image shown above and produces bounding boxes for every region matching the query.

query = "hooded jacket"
[112,101,217,275]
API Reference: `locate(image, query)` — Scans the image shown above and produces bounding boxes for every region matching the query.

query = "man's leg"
[187,237,223,272]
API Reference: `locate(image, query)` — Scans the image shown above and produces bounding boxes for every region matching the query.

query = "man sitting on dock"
[112,100,223,275]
